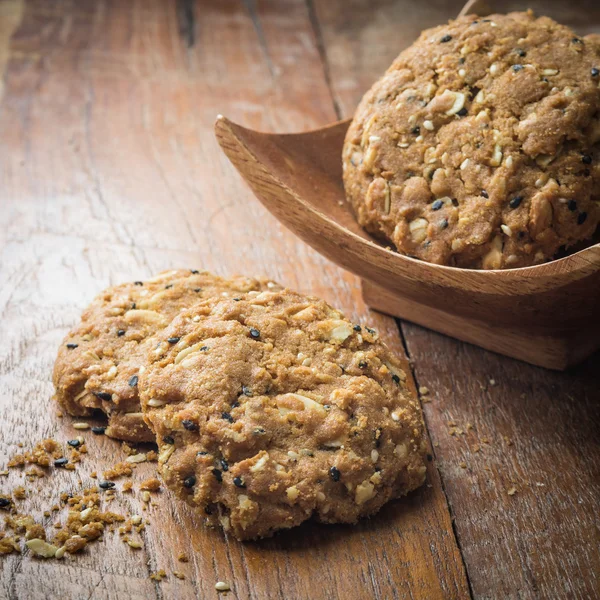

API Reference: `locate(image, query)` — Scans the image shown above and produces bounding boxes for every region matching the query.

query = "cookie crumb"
[215,581,231,592]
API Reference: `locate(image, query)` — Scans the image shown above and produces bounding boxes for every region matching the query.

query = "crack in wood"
[177,0,195,48]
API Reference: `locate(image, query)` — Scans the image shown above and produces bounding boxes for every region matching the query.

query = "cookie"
[53,270,279,442]
[139,289,427,540]
[343,11,600,269]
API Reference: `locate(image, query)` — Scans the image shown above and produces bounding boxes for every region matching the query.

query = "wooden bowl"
[215,2,600,371]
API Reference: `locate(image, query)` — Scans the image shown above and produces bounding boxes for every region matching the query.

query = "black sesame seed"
[427,454,433,462]
[329,466,341,482]
[253,427,266,435]
[212,468,223,483]
[572,37,582,44]
[439,218,449,230]
[509,196,523,209]
[456,107,468,117]
[512,64,524,72]
[183,476,196,488]
[190,269,200,274]
[515,48,526,57]
[200,346,208,351]
[582,154,592,165]
[128,375,138,387]
[391,374,400,385]
[163,436,175,445]
[249,328,260,339]
[67,439,81,448]
[99,481,115,490]
[568,200,577,212]
[165,284,173,289]
[204,505,213,515]
[193,288,202,293]
[222,412,234,423]
[66,343,78,349]
[358,361,367,369]
[233,476,246,488]
[440,34,452,43]
[353,324,362,332]
[233,297,241,301]
[182,419,198,432]
[469,85,480,99]
[117,329,125,337]
[592,67,599,77]
[458,57,465,65]
[167,337,181,344]
[451,198,459,207]
[578,212,588,225]
[231,400,240,408]
[411,126,420,135]
[366,327,376,334]
[134,281,143,286]
[0,498,11,508]
[431,200,444,211]
[220,459,229,472]
[93,391,112,402]
[91,426,106,435]
[242,386,252,397]
[54,458,69,467]
[481,190,489,198]
[131,303,136,309]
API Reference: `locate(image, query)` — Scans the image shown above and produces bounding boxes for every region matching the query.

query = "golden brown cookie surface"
[53,270,279,442]
[343,11,600,269]
[140,289,427,540]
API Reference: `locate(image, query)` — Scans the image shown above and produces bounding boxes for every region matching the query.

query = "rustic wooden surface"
[0,1,597,599]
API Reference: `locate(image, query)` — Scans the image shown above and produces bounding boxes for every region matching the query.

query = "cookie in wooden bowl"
[53,270,279,442]
[343,11,600,269]
[139,289,427,540]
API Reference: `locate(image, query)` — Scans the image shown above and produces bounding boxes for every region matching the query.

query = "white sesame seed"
[458,68,466,77]
[73,422,90,430]
[131,515,142,525]
[398,142,409,148]
[415,135,423,142]
[505,156,513,168]
[490,63,499,76]
[542,68,558,76]
[369,135,381,143]
[460,158,470,170]
[147,398,166,407]
[564,87,573,97]
[128,540,142,549]
[371,450,379,463]
[501,224,512,236]
[215,582,231,592]
[423,120,434,131]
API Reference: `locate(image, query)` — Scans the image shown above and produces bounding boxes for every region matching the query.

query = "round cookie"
[139,289,427,540]
[53,270,279,442]
[343,11,600,269]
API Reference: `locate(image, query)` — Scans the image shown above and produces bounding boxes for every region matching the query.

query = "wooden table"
[0,1,598,598]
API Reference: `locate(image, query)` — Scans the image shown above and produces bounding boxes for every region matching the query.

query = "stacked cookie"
[54,270,427,539]
[343,11,600,269]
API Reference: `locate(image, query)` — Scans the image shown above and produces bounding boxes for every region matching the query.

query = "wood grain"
[0,1,469,599]
[314,0,600,597]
